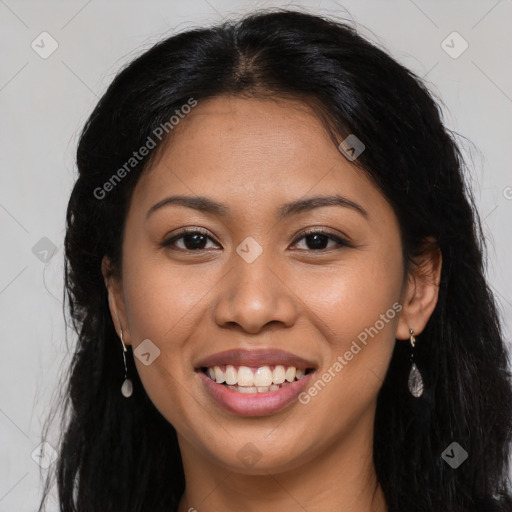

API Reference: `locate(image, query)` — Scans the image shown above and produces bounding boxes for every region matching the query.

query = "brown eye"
[161,227,353,253]
[161,229,219,251]
[292,229,353,251]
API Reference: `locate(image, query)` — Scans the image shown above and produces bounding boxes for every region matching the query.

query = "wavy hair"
[38,9,512,512]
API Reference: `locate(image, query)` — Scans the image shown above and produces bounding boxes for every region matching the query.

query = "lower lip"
[198,370,315,417]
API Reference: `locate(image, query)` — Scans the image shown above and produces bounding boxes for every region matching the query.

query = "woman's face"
[107,95,411,474]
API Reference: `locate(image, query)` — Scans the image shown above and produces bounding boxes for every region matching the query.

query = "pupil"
[307,234,328,250]
[184,233,206,250]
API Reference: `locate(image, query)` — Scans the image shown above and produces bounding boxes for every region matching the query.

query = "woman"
[38,9,512,512]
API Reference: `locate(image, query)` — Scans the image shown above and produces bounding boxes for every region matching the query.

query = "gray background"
[1,1,511,510]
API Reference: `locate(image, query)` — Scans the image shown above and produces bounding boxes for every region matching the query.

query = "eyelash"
[160,227,354,252]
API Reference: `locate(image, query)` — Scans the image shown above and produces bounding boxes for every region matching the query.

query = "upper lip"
[195,348,317,370]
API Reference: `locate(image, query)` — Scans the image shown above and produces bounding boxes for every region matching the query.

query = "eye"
[161,228,220,251]
[291,228,354,251]
[161,227,354,252]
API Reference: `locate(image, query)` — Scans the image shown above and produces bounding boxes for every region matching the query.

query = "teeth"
[206,364,309,387]
[272,365,286,384]
[237,366,254,386]
[238,386,256,394]
[285,366,296,382]
[254,367,273,387]
[225,381,293,393]
[214,366,225,384]
[225,365,237,385]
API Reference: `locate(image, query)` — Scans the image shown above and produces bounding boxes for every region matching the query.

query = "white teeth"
[238,385,256,394]
[254,367,273,387]
[225,364,237,385]
[272,365,286,384]
[206,364,310,388]
[285,366,296,382]
[237,366,254,386]
[225,381,293,393]
[214,366,225,384]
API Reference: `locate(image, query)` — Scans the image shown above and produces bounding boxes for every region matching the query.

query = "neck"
[176,409,387,512]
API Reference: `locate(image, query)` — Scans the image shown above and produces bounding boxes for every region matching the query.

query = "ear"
[101,255,132,346]
[396,237,442,340]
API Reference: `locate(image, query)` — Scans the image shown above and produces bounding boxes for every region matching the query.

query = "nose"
[212,250,298,335]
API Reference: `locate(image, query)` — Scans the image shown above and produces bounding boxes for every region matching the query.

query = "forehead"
[147,95,339,178]
[130,95,389,224]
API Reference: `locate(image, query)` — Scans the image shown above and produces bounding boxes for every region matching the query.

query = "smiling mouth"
[200,364,315,394]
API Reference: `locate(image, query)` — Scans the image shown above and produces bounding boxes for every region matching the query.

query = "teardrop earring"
[408,328,424,398]
[119,329,133,398]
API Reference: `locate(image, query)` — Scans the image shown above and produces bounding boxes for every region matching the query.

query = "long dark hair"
[38,9,512,512]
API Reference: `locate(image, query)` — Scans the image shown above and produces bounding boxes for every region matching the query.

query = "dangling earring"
[408,328,424,398]
[119,329,133,398]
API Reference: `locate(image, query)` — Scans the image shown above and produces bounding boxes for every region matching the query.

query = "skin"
[103,95,441,512]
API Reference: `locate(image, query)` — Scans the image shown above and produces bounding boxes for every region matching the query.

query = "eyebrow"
[146,194,368,220]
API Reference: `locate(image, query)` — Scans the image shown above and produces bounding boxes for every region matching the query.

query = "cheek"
[120,249,211,417]
[294,244,403,402]
[122,277,204,439]
[300,244,403,342]
[123,248,210,343]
